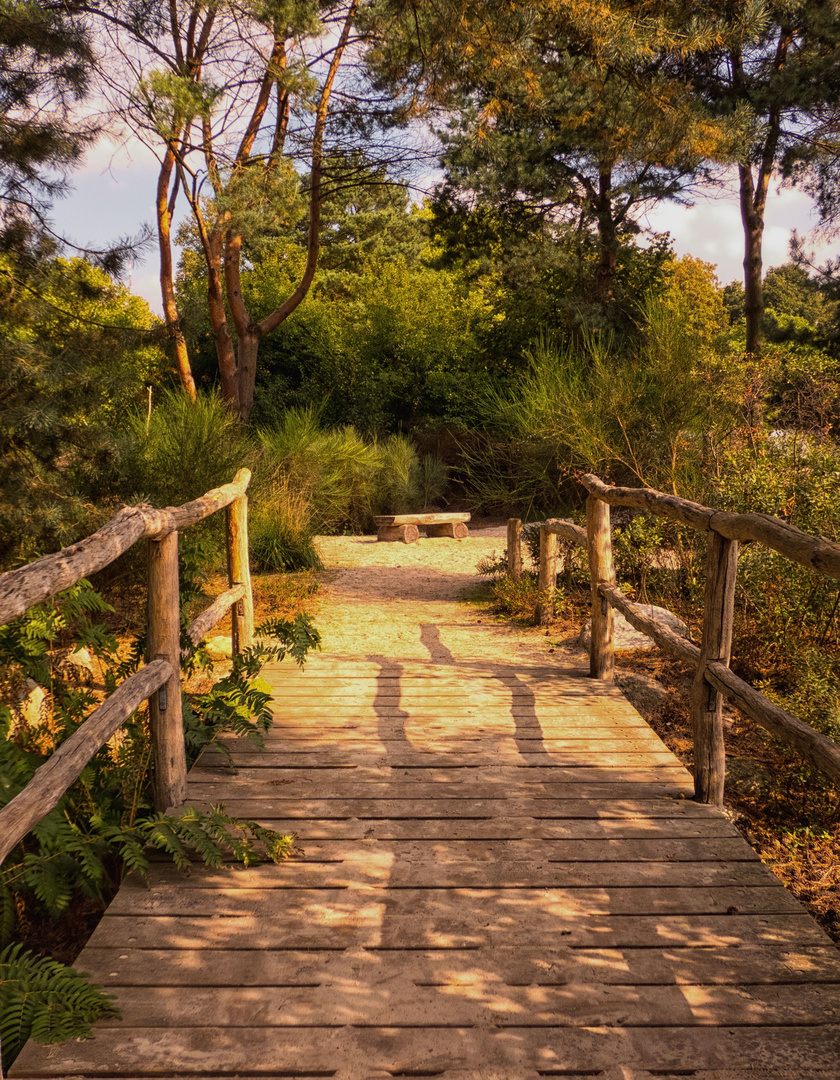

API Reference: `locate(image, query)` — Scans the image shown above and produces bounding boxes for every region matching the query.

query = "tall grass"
[121,389,252,507]
[252,409,449,571]
[117,396,448,574]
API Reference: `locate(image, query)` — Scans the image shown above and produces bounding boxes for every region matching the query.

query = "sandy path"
[313,527,584,671]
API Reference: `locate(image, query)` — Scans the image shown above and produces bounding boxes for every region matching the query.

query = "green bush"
[119,388,253,509]
[250,410,445,566]
[249,486,323,572]
[374,434,421,516]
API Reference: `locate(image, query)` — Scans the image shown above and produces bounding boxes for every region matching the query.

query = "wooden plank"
[264,714,653,727]
[128,859,779,889]
[175,836,762,862]
[188,765,693,784]
[99,981,840,1028]
[12,1022,840,1075]
[80,944,840,988]
[107,884,804,918]
[81,911,832,952]
[250,735,677,751]
[198,751,685,768]
[179,797,723,819]
[374,513,471,526]
[184,781,697,800]
[184,816,742,841]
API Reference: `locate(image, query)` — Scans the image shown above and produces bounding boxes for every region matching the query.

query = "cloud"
[643,178,834,285]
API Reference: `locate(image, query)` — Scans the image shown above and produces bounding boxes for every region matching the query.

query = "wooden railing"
[507,473,840,806]
[0,470,255,865]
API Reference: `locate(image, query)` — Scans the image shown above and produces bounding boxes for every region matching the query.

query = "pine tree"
[363,1,738,304]
[684,0,840,354]
[0,0,94,251]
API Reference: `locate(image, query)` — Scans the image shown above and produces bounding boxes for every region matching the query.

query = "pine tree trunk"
[205,233,240,415]
[739,165,765,357]
[157,148,196,401]
[594,169,617,302]
[235,332,261,423]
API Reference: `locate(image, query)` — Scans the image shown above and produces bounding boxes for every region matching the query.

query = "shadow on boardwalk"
[11,540,840,1080]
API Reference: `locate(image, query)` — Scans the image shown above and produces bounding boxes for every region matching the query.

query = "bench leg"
[377,524,420,543]
[424,522,469,539]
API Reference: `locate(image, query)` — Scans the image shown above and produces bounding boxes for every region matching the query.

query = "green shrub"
[491,573,546,623]
[115,389,254,576]
[119,388,253,508]
[418,453,449,508]
[255,406,380,536]
[373,434,421,516]
[249,477,322,572]
[253,408,440,548]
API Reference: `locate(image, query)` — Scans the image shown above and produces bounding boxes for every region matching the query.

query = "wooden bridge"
[4,475,840,1079]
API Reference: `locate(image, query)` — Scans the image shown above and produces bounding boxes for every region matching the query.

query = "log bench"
[374,512,471,543]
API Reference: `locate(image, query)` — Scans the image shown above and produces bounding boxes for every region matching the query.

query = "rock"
[204,635,233,661]
[66,643,95,669]
[579,604,690,652]
[615,671,669,714]
[17,679,49,727]
[63,646,96,680]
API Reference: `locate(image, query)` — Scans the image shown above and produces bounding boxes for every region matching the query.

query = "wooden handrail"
[186,584,246,652]
[0,469,256,865]
[544,518,587,546]
[531,474,840,806]
[0,659,172,864]
[580,472,840,580]
[0,469,251,628]
[597,583,700,665]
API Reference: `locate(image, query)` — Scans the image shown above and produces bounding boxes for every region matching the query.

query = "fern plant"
[182,614,320,762]
[0,588,319,949]
[0,943,120,1072]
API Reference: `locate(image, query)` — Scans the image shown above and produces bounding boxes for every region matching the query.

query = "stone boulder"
[204,635,233,661]
[17,679,49,727]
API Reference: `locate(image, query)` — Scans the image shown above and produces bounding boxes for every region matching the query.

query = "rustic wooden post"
[147,531,187,810]
[536,526,559,626]
[692,531,739,806]
[226,493,254,654]
[507,518,522,580]
[586,495,615,680]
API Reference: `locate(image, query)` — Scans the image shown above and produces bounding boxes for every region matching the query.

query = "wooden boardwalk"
[13,611,840,1078]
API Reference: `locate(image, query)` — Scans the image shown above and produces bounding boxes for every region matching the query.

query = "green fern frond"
[0,943,120,1071]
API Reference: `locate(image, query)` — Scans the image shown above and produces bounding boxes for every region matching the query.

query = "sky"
[54,134,837,316]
